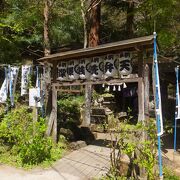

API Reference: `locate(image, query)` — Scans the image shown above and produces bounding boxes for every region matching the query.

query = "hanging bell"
[102,83,105,88]
[118,85,121,91]
[113,85,116,91]
[107,86,110,92]
[123,83,127,88]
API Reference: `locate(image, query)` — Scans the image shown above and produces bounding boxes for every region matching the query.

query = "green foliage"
[164,167,180,180]
[0,0,83,63]
[107,117,157,179]
[136,0,180,52]
[0,106,66,167]
[58,94,84,125]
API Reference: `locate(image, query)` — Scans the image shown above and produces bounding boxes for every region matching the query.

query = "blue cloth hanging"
[174,66,179,152]
[153,32,163,179]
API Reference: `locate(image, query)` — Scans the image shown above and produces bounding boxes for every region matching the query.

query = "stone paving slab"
[0,144,111,180]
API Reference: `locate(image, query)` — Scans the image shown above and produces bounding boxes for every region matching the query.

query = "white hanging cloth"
[29,66,42,108]
[9,66,19,106]
[29,88,42,107]
[21,65,32,96]
[0,67,9,103]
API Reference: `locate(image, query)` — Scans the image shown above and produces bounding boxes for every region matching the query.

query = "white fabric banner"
[29,88,42,107]
[21,65,32,96]
[0,72,9,103]
[175,67,180,119]
[9,66,19,106]
[0,68,9,103]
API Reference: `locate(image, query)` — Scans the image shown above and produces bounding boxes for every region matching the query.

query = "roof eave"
[38,35,154,62]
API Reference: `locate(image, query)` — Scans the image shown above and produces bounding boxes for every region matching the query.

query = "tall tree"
[126,1,134,38]
[44,0,51,56]
[80,0,101,126]
[88,0,101,47]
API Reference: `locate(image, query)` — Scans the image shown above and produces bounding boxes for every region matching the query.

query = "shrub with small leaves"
[0,106,66,166]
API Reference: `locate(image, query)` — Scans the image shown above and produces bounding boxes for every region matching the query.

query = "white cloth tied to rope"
[0,67,9,103]
[21,65,32,96]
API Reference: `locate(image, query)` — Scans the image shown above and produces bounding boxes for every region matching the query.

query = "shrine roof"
[38,35,154,63]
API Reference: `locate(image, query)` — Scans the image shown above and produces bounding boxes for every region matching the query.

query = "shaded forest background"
[0,0,180,63]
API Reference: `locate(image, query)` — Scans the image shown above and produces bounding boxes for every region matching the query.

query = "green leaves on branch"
[0,106,66,167]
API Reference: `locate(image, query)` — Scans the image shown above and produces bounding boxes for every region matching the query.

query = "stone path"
[0,144,111,180]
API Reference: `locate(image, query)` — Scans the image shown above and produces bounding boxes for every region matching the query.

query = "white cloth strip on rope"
[9,66,19,106]
[21,65,32,96]
[0,67,9,103]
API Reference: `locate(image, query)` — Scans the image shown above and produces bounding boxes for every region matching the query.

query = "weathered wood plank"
[144,64,150,119]
[138,78,145,121]
[54,76,140,87]
[52,85,57,142]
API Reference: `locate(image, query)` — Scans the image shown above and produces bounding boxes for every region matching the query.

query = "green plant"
[0,106,66,167]
[58,94,84,125]
[107,117,157,179]
[164,167,180,180]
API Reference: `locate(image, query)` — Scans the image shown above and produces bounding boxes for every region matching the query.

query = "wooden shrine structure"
[38,35,154,141]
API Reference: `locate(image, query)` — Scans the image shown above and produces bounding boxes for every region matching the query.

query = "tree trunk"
[44,0,51,56]
[81,0,101,126]
[80,0,88,48]
[0,0,5,12]
[126,2,134,38]
[88,0,101,47]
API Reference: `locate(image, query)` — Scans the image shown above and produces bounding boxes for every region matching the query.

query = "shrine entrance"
[38,35,154,141]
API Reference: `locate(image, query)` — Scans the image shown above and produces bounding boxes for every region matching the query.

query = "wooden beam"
[54,77,140,87]
[57,89,83,93]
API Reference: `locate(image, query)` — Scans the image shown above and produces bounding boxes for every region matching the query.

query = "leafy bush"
[164,168,180,180]
[58,94,84,125]
[108,118,157,179]
[0,106,66,166]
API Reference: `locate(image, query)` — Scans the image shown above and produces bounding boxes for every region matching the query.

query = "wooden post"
[84,84,92,126]
[138,78,145,122]
[138,51,145,122]
[144,64,150,120]
[33,104,38,135]
[138,52,149,178]
[46,61,58,142]
[52,84,57,142]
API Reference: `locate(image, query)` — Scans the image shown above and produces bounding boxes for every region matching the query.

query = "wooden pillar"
[144,64,150,120]
[138,52,149,178]
[52,84,57,142]
[84,84,92,126]
[138,50,145,122]
[46,61,58,142]
[138,78,145,122]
